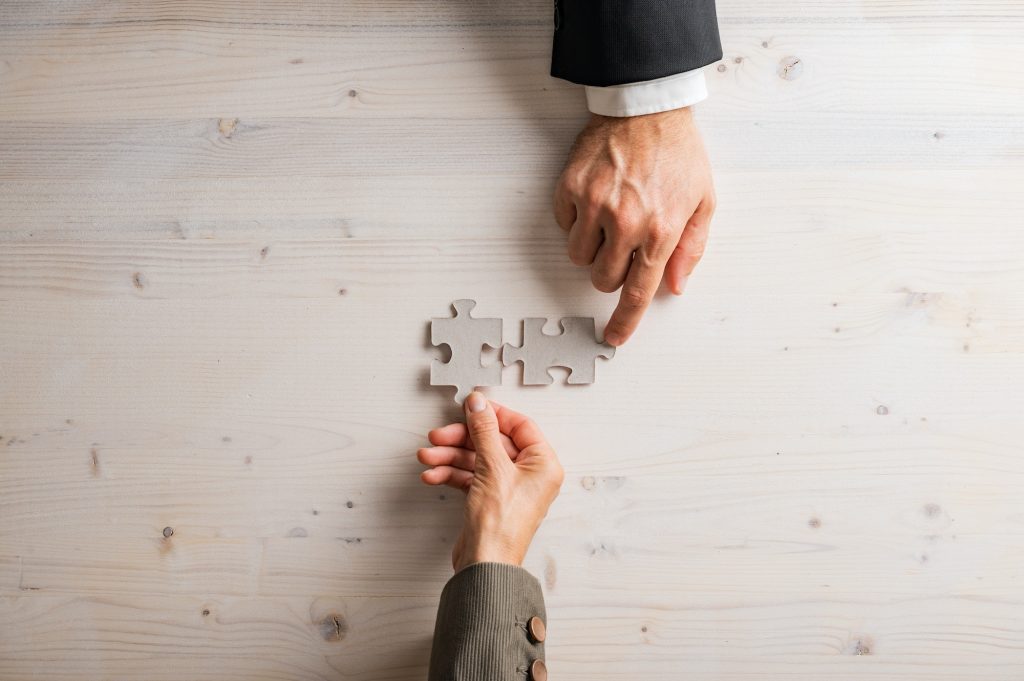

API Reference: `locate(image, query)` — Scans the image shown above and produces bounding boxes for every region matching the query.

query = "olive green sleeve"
[428,562,547,681]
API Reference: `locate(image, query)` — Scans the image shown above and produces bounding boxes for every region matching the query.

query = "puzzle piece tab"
[430,299,502,403]
[503,318,615,385]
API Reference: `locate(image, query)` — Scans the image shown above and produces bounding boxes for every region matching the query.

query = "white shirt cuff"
[584,69,708,117]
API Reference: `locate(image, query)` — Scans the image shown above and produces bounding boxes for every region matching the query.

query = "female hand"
[417,393,565,571]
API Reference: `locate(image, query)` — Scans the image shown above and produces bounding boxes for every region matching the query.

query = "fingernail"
[677,275,690,295]
[466,392,487,413]
[605,333,621,347]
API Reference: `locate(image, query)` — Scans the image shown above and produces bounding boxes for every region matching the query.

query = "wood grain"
[1,0,1023,679]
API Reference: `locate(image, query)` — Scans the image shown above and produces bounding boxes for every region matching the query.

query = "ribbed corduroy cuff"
[428,562,546,681]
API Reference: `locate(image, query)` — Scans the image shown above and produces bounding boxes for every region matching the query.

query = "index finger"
[603,235,674,346]
[488,400,549,452]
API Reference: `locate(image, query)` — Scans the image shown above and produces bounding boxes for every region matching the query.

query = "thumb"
[464,392,504,468]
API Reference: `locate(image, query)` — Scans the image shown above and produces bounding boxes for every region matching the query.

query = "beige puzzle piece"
[430,299,503,403]
[503,317,615,385]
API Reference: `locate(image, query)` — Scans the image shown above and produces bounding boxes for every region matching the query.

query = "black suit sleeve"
[551,0,723,87]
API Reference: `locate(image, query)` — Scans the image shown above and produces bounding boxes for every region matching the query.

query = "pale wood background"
[1,1,1023,679]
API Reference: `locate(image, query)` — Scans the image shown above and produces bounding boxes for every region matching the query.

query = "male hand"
[417,393,564,572]
[554,107,715,346]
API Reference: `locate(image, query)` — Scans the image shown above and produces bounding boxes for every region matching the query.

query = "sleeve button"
[527,615,547,643]
[530,659,548,681]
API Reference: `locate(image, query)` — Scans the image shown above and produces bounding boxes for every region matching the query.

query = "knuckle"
[567,231,598,266]
[468,417,497,441]
[610,206,642,234]
[705,186,718,209]
[591,265,623,293]
[568,249,589,266]
[646,223,676,250]
[556,189,580,212]
[549,465,565,491]
[601,222,627,240]
[621,285,650,310]
[685,244,706,263]
[581,187,603,208]
[556,173,579,196]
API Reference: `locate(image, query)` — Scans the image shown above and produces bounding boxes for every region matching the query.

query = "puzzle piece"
[430,299,503,403]
[503,317,615,385]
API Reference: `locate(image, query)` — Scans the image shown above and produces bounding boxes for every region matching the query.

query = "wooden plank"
[0,293,1021,423]
[0,17,1020,118]
[1,169,1022,241]
[2,229,1024,301]
[0,594,437,681]
[3,424,1023,596]
[2,0,1022,26]
[0,594,1021,680]
[0,114,1019,182]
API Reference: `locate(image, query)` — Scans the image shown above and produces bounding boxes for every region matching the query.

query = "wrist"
[455,535,524,572]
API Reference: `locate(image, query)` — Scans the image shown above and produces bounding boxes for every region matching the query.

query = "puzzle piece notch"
[430,299,503,403]
[503,317,615,385]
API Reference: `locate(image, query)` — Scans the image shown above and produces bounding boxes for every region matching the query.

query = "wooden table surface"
[2,1,1023,679]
